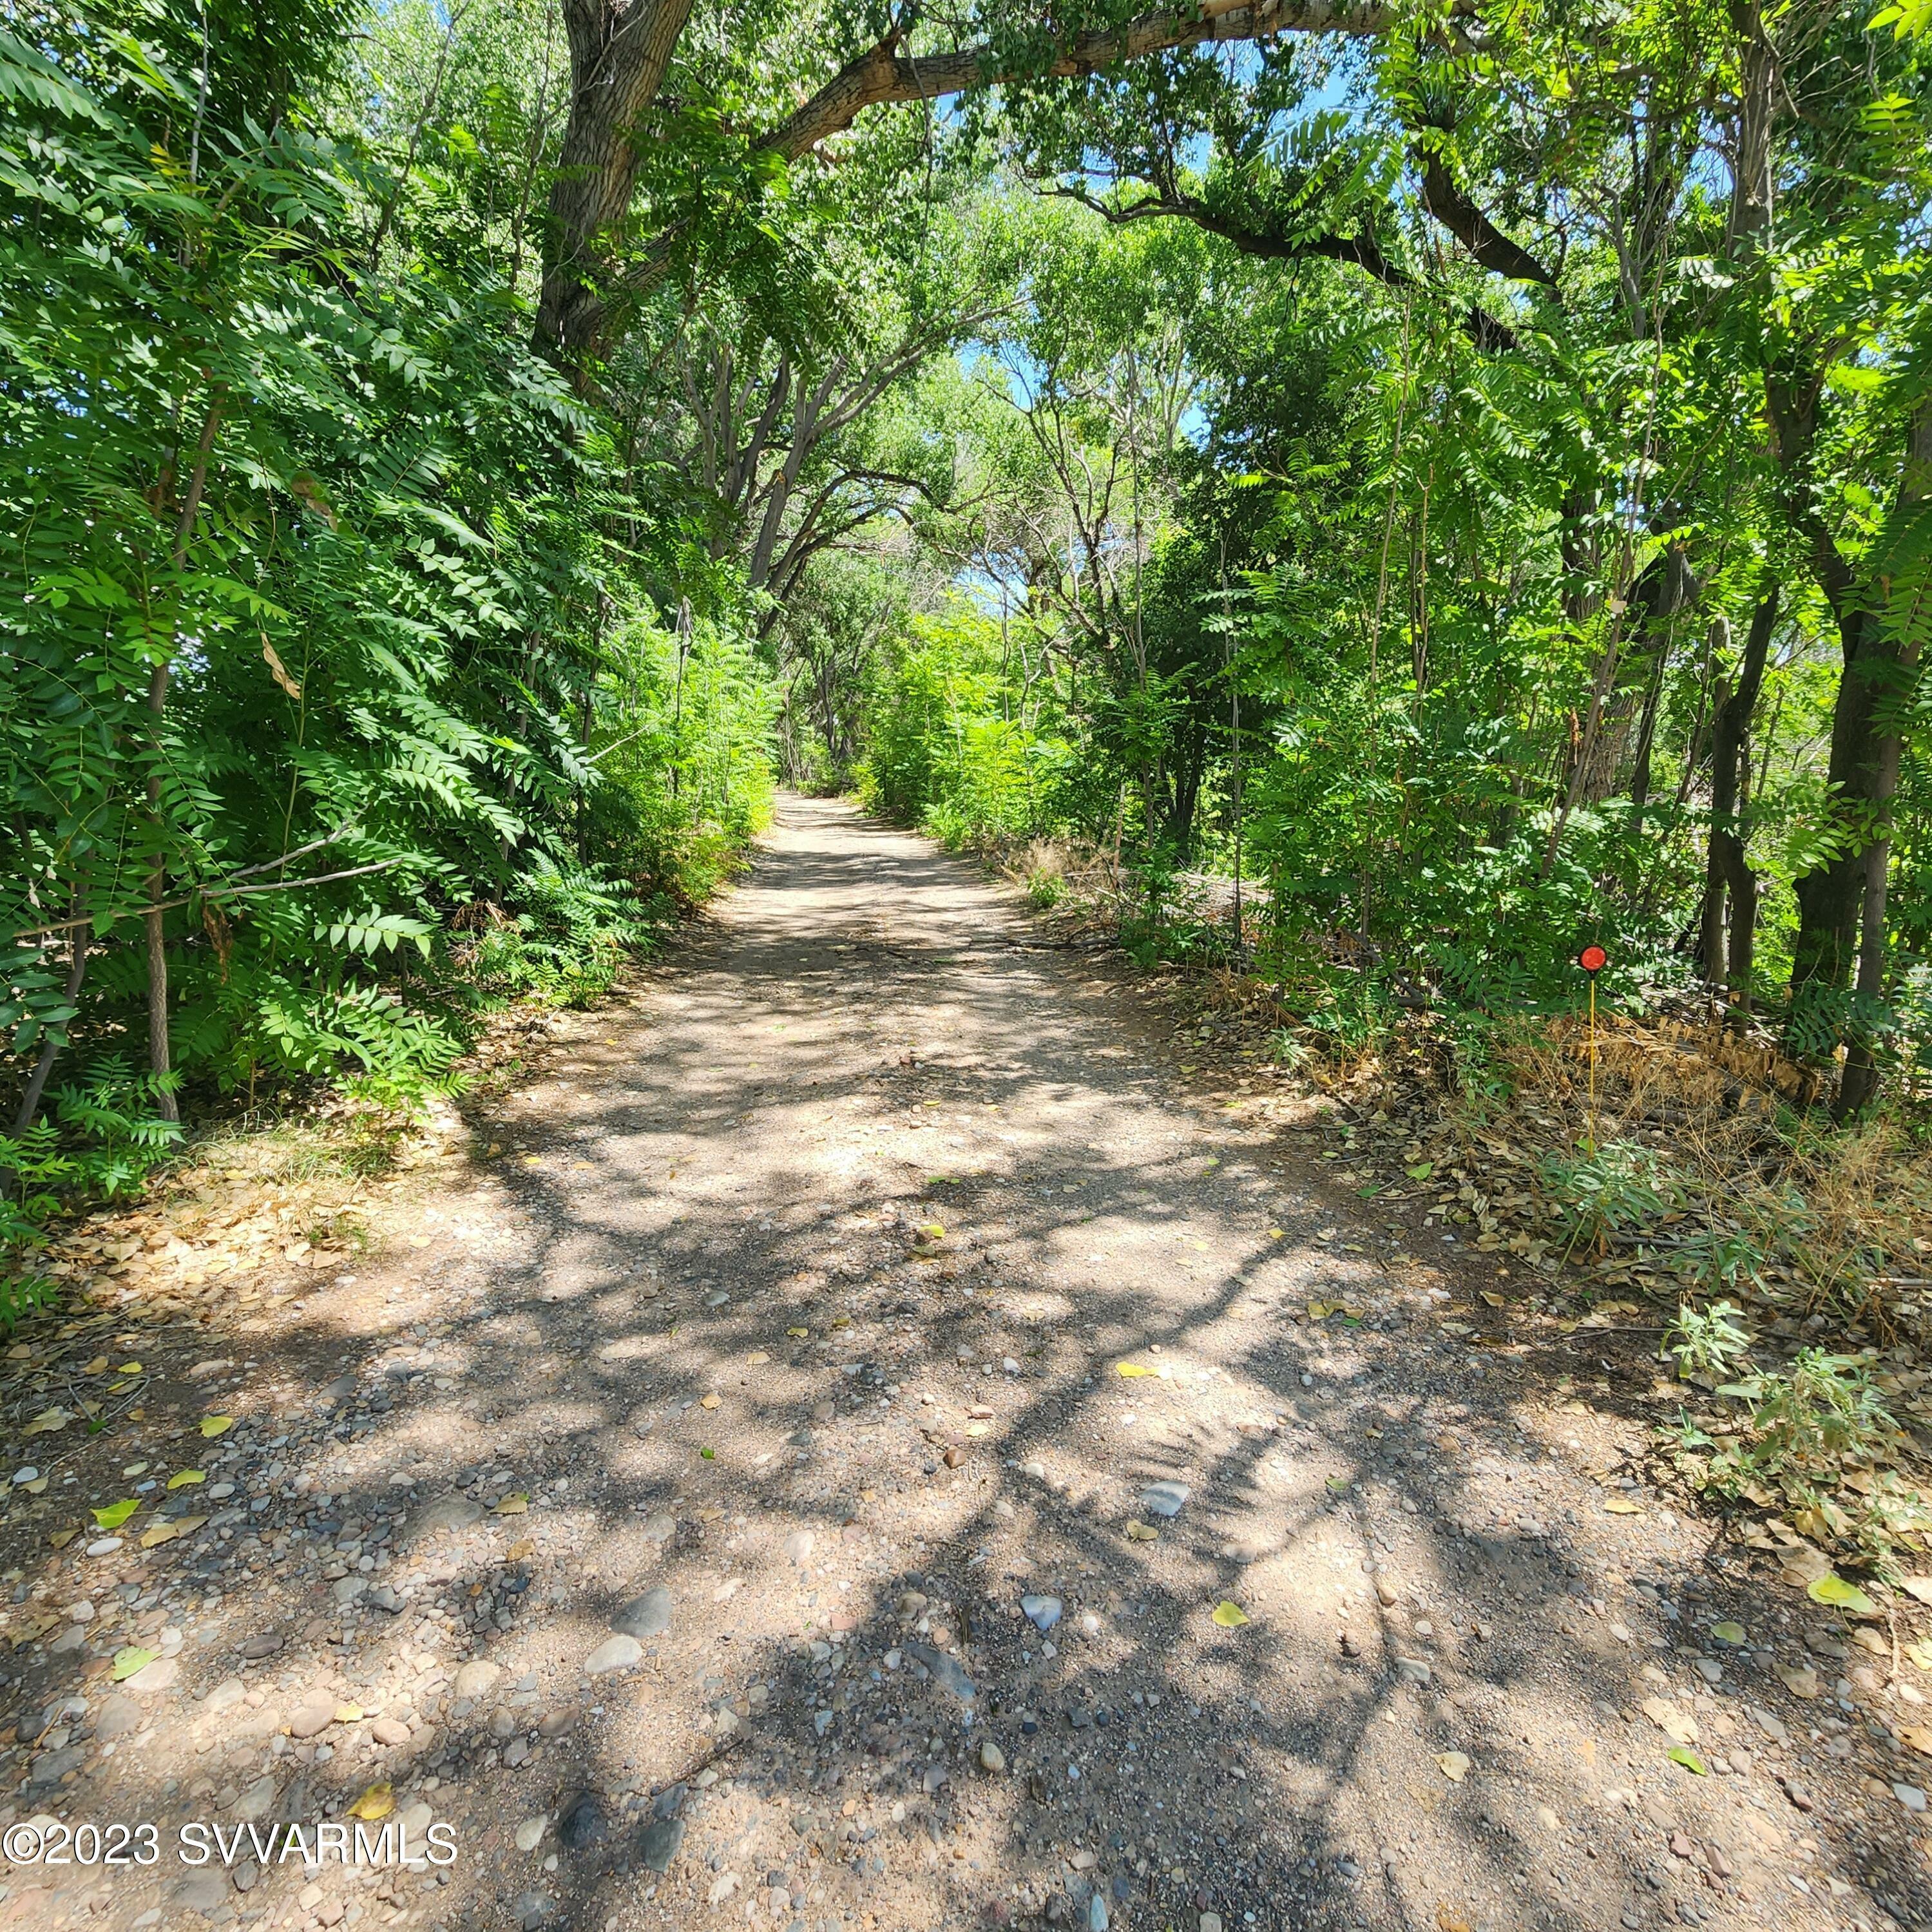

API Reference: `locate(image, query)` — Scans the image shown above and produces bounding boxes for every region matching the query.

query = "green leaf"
[91,1497,139,1529]
[1666,1746,1707,1775]
[1807,1574,1876,1614]
[111,1646,158,1681]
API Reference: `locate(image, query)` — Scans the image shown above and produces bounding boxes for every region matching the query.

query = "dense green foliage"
[5,0,1930,1264]
[0,0,776,1239]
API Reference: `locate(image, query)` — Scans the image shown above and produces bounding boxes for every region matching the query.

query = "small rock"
[240,1632,283,1659]
[640,1511,676,1544]
[560,1793,607,1849]
[1201,1917,1225,1932]
[1086,1895,1109,1931]
[707,1871,741,1907]
[95,1694,140,1740]
[1894,1784,1927,1813]
[289,1703,334,1741]
[783,1529,816,1563]
[980,1741,1006,1774]
[126,1656,180,1695]
[232,1859,259,1893]
[584,1634,642,1676]
[1139,1481,1190,1519]
[332,1576,367,1607]
[454,1660,502,1699]
[231,1775,278,1822]
[174,1873,229,1916]
[611,1587,672,1640]
[640,1813,686,1873]
[412,1495,483,1537]
[1022,1595,1062,1633]
[510,1889,553,1929]
[904,1641,975,1703]
[371,1717,410,1748]
[515,1817,548,1853]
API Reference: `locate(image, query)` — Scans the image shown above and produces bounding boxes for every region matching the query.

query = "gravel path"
[3,795,1926,1932]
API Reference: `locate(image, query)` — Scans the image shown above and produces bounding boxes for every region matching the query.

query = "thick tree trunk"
[1785,397,1929,1114]
[535,0,696,368]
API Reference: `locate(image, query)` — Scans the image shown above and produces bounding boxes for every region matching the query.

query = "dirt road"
[3,796,1923,1932]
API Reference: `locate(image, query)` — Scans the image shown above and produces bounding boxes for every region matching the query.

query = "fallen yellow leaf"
[1211,1600,1250,1629]
[700,1393,722,1410]
[1436,1752,1470,1783]
[200,1415,234,1438]
[495,1493,528,1515]
[506,1538,535,1562]
[1604,1498,1645,1515]
[1116,1363,1153,1378]
[167,1469,206,1489]
[1125,1520,1158,1542]
[347,1782,394,1822]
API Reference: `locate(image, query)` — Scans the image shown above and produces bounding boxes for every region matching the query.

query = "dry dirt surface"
[3,794,1929,1932]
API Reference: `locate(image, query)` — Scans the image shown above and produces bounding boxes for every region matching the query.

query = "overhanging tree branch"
[756,0,1444,163]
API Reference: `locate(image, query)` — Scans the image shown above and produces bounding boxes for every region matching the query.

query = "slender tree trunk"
[12,910,90,1140]
[1699,584,1778,1010]
[143,396,223,1124]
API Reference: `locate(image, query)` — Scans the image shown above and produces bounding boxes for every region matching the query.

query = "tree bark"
[11,912,90,1140]
[1699,583,1777,1009]
[757,0,1420,164]
[1784,393,1929,1114]
[536,0,696,368]
[144,394,224,1125]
